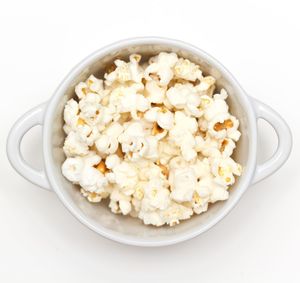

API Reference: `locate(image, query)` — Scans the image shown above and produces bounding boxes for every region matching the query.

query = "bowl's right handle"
[250,98,292,184]
[6,103,51,191]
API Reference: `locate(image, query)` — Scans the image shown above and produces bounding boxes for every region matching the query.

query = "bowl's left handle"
[6,103,51,191]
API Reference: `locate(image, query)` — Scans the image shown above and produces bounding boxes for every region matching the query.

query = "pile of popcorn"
[61,52,242,227]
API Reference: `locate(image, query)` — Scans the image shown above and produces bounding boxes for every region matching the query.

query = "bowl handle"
[250,98,292,184]
[6,103,51,191]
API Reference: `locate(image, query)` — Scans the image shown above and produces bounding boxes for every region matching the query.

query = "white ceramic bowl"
[6,37,292,246]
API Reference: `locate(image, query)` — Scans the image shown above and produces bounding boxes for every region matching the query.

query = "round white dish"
[6,37,292,246]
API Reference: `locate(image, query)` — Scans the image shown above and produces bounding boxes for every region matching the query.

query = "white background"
[1,0,299,282]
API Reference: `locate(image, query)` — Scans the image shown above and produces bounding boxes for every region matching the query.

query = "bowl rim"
[43,36,257,247]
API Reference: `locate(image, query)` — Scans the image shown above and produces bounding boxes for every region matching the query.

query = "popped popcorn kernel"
[61,51,242,227]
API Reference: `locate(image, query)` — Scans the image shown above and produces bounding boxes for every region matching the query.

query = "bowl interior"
[48,39,253,245]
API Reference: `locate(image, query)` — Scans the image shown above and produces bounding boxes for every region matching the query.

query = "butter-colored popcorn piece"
[211,157,242,186]
[138,210,165,226]
[190,157,211,179]
[157,140,180,165]
[197,76,216,96]
[209,185,229,203]
[79,163,108,193]
[144,107,174,130]
[208,114,241,141]
[145,52,178,86]
[141,178,170,211]
[145,80,166,103]
[204,90,229,122]
[96,135,118,155]
[75,82,89,99]
[79,92,102,125]
[195,135,220,158]
[219,138,236,158]
[80,189,105,203]
[109,83,150,119]
[173,58,203,81]
[135,159,166,182]
[62,154,109,196]
[95,122,124,155]
[62,157,84,183]
[75,124,100,147]
[190,191,209,215]
[86,75,104,93]
[166,83,202,117]
[118,121,160,161]
[105,154,120,169]
[109,188,132,215]
[160,202,193,226]
[64,99,79,130]
[104,55,144,86]
[169,111,198,161]
[63,131,89,157]
[133,182,146,201]
[169,167,197,202]
[112,161,139,196]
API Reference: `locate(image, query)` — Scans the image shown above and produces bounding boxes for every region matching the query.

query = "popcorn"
[169,167,197,202]
[141,178,170,211]
[196,175,228,203]
[109,83,150,119]
[145,80,166,103]
[144,107,174,130]
[117,121,160,161]
[208,114,241,141]
[62,52,242,227]
[76,125,100,146]
[62,154,109,198]
[79,155,109,193]
[64,99,79,130]
[211,157,242,186]
[197,76,216,96]
[195,135,220,158]
[136,159,166,181]
[75,82,88,99]
[63,131,89,157]
[95,122,123,154]
[62,156,84,183]
[190,191,209,214]
[112,161,139,195]
[169,111,198,161]
[145,52,178,86]
[105,154,120,169]
[79,92,102,125]
[160,202,193,226]
[138,210,165,226]
[166,83,202,117]
[219,138,236,158]
[80,189,103,203]
[75,75,104,99]
[203,90,229,121]
[173,58,203,81]
[157,140,181,165]
[105,54,143,85]
[109,188,132,215]
[86,75,104,93]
